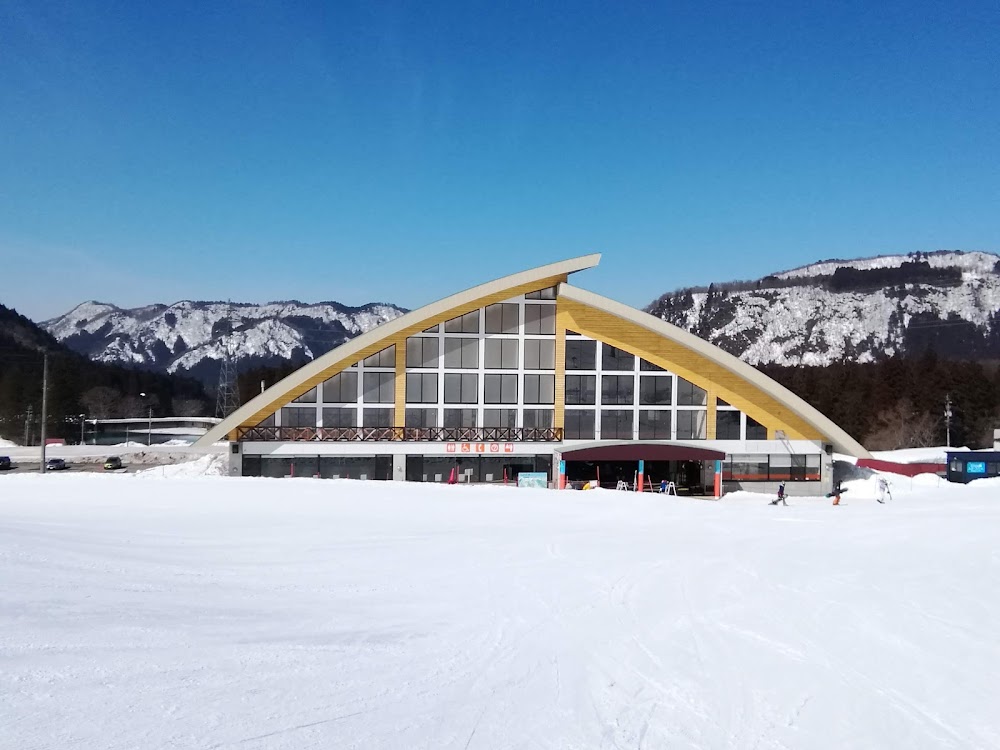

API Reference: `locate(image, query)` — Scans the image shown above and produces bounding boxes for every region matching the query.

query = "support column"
[392,453,406,482]
[228,442,243,477]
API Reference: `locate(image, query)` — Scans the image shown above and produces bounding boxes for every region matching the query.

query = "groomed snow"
[2,473,998,749]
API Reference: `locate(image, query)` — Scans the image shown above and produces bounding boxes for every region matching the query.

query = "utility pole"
[39,353,48,473]
[140,392,153,446]
[24,404,33,446]
[944,394,953,448]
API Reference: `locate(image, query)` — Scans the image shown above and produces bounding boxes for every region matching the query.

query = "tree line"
[760,351,999,450]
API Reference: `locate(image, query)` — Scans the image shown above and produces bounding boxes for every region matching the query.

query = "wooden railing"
[236,426,563,442]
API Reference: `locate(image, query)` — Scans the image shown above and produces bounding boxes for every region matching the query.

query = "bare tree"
[117,395,145,419]
[864,400,939,450]
[81,386,120,419]
[173,398,208,417]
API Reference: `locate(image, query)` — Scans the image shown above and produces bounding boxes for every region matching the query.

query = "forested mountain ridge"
[646,250,1000,365]
[0,303,209,443]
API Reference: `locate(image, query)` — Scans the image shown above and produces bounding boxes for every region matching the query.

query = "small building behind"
[946,451,1000,484]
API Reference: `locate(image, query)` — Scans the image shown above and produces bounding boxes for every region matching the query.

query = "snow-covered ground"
[2,470,997,749]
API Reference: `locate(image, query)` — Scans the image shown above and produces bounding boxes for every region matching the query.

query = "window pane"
[525,339,554,370]
[444,409,477,428]
[406,337,439,368]
[484,303,519,334]
[484,338,518,369]
[405,408,437,428]
[566,339,596,370]
[676,410,707,439]
[280,407,316,428]
[677,377,707,406]
[363,345,395,368]
[601,375,634,405]
[406,372,438,403]
[483,408,517,428]
[363,372,394,403]
[565,374,596,405]
[725,455,769,481]
[322,408,356,428]
[640,358,666,371]
[523,409,553,429]
[524,339,553,370]
[322,371,358,403]
[363,408,393,427]
[524,304,555,334]
[445,310,480,333]
[564,410,595,440]
[501,373,517,403]
[638,410,671,439]
[524,374,554,404]
[638,375,672,405]
[602,345,634,371]
[444,373,478,404]
[484,374,517,404]
[525,286,556,300]
[746,416,767,440]
[601,410,633,440]
[445,337,479,368]
[716,410,741,439]
[292,386,317,403]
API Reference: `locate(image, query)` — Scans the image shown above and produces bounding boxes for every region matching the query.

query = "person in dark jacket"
[769,481,787,505]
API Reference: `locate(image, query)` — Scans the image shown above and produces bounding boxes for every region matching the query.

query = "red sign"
[446,443,456,453]
[504,443,514,453]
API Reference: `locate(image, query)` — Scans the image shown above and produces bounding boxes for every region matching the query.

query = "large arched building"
[199,255,868,494]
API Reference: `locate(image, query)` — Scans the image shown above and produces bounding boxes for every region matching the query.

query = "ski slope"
[2,472,998,749]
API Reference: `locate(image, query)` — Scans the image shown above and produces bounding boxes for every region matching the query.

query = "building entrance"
[561,443,725,494]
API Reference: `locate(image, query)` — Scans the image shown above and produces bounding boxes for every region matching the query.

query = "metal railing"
[236,426,563,442]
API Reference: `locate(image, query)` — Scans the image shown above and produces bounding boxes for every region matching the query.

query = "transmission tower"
[215,302,241,418]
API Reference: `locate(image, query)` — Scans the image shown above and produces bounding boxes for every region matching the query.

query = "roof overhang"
[561,441,726,462]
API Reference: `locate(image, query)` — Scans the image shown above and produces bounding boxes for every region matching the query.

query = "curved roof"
[558,284,870,457]
[197,254,601,446]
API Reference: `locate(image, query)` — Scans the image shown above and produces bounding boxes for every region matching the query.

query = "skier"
[831,479,845,505]
[876,476,892,504]
[769,480,787,506]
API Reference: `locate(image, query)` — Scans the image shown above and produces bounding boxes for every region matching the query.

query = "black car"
[45,457,68,471]
[0,456,10,470]
[104,456,124,471]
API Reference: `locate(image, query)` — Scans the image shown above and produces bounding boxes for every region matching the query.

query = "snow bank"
[133,453,228,478]
[0,437,17,448]
[2,475,998,749]
[871,445,969,464]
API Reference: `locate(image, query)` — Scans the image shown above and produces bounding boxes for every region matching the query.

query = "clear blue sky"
[2,0,998,322]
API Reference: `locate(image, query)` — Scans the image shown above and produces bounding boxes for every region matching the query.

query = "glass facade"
[258,291,793,455]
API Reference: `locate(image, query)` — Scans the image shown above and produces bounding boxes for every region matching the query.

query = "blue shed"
[946,451,1000,484]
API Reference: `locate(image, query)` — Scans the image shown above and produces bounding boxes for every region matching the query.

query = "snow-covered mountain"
[646,250,1000,366]
[43,299,407,381]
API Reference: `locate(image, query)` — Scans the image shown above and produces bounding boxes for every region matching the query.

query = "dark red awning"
[561,444,726,462]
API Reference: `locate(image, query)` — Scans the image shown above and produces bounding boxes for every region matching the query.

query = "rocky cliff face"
[43,299,407,381]
[645,251,1000,365]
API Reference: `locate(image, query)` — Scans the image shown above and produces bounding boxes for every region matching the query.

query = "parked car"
[104,456,124,471]
[0,456,11,470]
[45,457,68,471]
